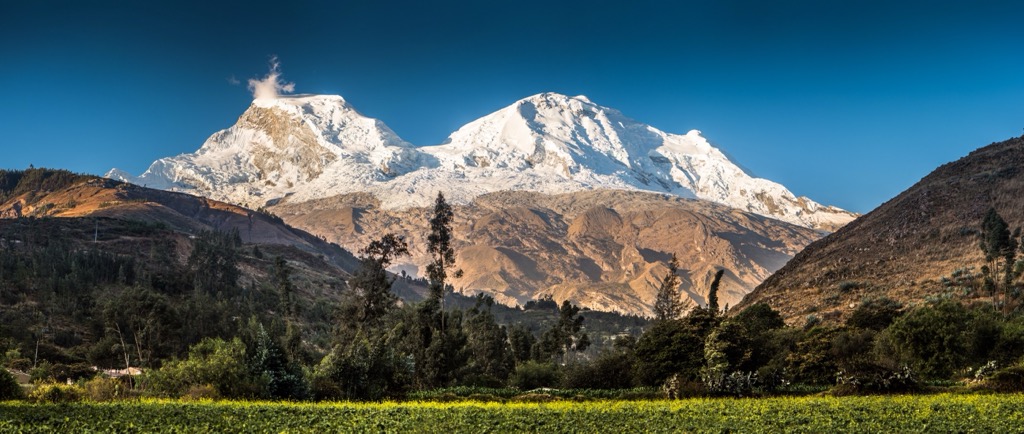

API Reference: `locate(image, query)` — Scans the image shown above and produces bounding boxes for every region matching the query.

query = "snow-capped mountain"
[107,94,421,208]
[108,92,856,230]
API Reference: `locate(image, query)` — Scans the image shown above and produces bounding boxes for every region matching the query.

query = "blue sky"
[2,0,1023,213]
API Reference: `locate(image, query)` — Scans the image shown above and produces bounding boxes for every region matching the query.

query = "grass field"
[2,393,1023,433]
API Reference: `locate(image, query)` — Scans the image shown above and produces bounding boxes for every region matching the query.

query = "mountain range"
[108,92,855,231]
[107,92,857,315]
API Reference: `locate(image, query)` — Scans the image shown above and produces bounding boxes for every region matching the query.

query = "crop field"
[2,394,1023,433]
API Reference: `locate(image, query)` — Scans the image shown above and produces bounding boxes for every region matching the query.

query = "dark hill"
[737,135,1024,324]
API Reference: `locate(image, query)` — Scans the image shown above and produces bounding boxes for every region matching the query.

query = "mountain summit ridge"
[108,92,855,230]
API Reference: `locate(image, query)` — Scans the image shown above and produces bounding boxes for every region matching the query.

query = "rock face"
[272,189,820,317]
[108,93,855,231]
[737,135,1024,324]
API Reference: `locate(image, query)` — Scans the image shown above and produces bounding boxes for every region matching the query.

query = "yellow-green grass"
[2,394,1023,433]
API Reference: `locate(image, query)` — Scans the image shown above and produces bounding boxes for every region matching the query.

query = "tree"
[312,331,410,401]
[633,320,705,386]
[243,320,308,400]
[508,324,536,364]
[272,257,303,363]
[0,368,24,400]
[274,256,295,319]
[876,300,1000,379]
[462,294,514,386]
[707,269,724,314]
[412,192,468,388]
[732,303,786,372]
[536,300,590,364]
[701,321,752,394]
[187,229,241,295]
[346,234,409,327]
[103,287,180,373]
[980,207,1018,312]
[425,192,462,309]
[653,254,686,322]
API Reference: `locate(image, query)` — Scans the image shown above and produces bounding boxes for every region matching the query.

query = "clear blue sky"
[2,0,1023,213]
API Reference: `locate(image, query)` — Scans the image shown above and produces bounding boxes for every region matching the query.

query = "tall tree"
[707,269,724,314]
[274,256,296,320]
[425,192,462,309]
[273,256,303,362]
[412,192,468,388]
[980,207,1018,312]
[653,254,686,322]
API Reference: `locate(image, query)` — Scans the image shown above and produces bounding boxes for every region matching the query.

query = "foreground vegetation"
[5,170,1024,404]
[3,394,1024,433]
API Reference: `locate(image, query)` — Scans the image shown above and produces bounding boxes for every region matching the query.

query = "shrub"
[980,365,1024,392]
[838,281,862,293]
[29,382,82,403]
[82,376,129,402]
[6,358,31,372]
[182,384,220,401]
[561,351,635,389]
[0,369,24,400]
[511,393,557,402]
[847,297,903,331]
[509,361,560,390]
[877,300,999,379]
[466,393,504,403]
[833,364,918,395]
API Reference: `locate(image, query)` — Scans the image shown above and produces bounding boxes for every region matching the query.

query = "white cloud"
[248,56,295,100]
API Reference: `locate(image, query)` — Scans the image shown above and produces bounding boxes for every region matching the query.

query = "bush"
[833,364,918,395]
[560,351,634,389]
[182,384,220,401]
[511,393,557,402]
[29,382,82,403]
[981,365,1024,392]
[6,358,31,372]
[663,374,704,399]
[0,369,24,400]
[847,297,903,331]
[877,300,999,379]
[147,337,263,399]
[509,361,560,390]
[82,376,129,402]
[466,393,505,403]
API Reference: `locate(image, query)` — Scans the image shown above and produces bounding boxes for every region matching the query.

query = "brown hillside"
[737,135,1024,324]
[272,189,821,317]
[0,173,359,271]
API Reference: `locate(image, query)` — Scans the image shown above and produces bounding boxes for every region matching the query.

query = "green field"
[2,394,1024,433]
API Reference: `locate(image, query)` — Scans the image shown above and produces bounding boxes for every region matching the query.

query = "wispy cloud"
[248,56,295,100]
[227,75,241,86]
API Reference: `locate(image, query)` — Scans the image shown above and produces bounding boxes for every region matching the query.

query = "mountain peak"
[110,92,856,230]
